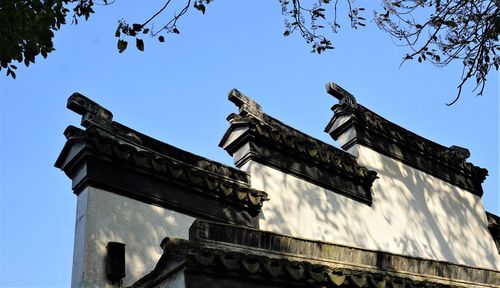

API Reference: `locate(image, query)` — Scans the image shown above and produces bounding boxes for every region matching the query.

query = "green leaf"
[199,4,206,14]
[132,23,142,31]
[194,3,206,14]
[7,69,16,79]
[117,39,128,53]
[136,38,144,51]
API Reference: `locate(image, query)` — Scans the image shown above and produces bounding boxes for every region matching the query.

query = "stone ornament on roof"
[448,145,471,161]
[228,89,264,123]
[67,92,113,128]
[326,82,358,110]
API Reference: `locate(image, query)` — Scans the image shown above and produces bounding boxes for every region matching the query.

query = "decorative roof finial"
[326,82,358,109]
[67,92,113,128]
[228,89,264,122]
[448,145,471,161]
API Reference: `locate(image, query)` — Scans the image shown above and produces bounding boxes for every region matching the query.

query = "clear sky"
[0,1,498,287]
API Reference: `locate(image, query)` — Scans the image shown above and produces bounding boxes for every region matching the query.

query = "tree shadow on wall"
[248,147,499,270]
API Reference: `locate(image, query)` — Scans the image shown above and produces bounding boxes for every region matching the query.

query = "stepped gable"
[324,82,488,196]
[220,89,378,205]
[55,93,268,226]
[129,220,500,288]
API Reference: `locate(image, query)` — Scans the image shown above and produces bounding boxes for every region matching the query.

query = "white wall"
[72,187,195,288]
[240,145,500,270]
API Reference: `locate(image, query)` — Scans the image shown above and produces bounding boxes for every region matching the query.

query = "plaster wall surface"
[72,187,195,288]
[241,146,500,270]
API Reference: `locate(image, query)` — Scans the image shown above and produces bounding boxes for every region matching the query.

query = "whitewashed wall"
[240,144,500,270]
[72,187,195,288]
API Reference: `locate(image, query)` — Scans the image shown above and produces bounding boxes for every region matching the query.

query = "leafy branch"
[114,0,212,53]
[279,0,367,54]
[0,0,107,78]
[2,0,498,105]
[114,0,367,55]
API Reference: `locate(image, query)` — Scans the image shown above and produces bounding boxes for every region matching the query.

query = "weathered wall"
[72,187,195,288]
[241,145,500,270]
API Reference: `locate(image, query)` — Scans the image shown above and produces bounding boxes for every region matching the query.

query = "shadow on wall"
[247,146,499,270]
[85,187,195,287]
[361,147,498,269]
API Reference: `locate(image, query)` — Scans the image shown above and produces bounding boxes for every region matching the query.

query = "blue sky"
[0,1,498,286]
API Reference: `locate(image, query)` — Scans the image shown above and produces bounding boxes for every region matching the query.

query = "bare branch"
[376,0,499,103]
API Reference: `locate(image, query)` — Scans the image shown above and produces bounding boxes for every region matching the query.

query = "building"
[55,83,500,287]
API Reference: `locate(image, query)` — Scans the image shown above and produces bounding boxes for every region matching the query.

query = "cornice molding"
[220,89,377,205]
[129,220,500,288]
[56,93,268,226]
[324,82,488,197]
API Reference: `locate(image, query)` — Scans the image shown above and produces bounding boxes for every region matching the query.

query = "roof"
[55,93,268,226]
[129,220,500,288]
[220,89,378,205]
[324,82,488,197]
